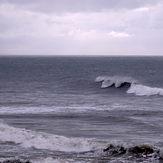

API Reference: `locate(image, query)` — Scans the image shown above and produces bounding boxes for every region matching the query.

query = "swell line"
[95,76,163,96]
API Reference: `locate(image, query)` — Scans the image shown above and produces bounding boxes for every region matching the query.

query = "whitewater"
[95,75,163,96]
[1,122,163,163]
[0,56,163,163]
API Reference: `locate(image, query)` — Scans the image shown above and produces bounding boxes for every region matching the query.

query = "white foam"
[0,157,76,163]
[0,105,105,115]
[159,148,163,158]
[0,106,55,114]
[96,76,163,96]
[31,157,75,163]
[127,84,163,96]
[0,123,107,152]
[95,76,137,88]
[101,79,114,88]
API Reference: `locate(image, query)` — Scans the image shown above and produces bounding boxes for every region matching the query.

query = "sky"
[0,0,163,56]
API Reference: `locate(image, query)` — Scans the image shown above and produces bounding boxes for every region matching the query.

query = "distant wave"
[95,76,163,96]
[95,76,137,88]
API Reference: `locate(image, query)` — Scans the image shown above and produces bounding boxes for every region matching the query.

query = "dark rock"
[103,144,163,161]
[103,144,113,152]
[103,144,126,155]
[130,145,154,154]
[130,146,145,154]
[119,146,126,154]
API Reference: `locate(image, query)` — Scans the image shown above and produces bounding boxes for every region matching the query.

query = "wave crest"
[95,76,137,88]
[96,76,163,96]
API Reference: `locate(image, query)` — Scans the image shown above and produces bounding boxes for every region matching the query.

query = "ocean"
[0,56,163,163]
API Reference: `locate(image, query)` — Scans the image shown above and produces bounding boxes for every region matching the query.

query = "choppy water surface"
[0,56,163,163]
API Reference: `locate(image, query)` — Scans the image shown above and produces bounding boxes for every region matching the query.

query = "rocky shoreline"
[103,144,163,160]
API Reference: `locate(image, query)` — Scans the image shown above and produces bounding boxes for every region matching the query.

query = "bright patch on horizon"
[134,7,150,12]
[108,31,133,38]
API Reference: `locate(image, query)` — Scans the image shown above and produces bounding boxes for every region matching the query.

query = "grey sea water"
[0,56,163,163]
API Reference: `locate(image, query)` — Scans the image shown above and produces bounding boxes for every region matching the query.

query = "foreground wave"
[96,76,163,96]
[1,123,163,162]
[0,122,106,152]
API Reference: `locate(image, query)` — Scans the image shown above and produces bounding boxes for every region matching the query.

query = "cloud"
[0,0,163,55]
[133,7,150,12]
[1,0,161,13]
[108,31,134,37]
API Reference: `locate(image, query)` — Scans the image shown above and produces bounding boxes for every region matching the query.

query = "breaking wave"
[1,123,163,162]
[127,84,163,96]
[95,76,163,96]
[95,76,137,88]
[0,122,106,153]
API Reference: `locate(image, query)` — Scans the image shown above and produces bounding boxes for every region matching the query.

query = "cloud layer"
[0,0,163,55]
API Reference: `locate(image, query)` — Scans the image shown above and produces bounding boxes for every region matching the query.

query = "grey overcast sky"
[0,0,163,56]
